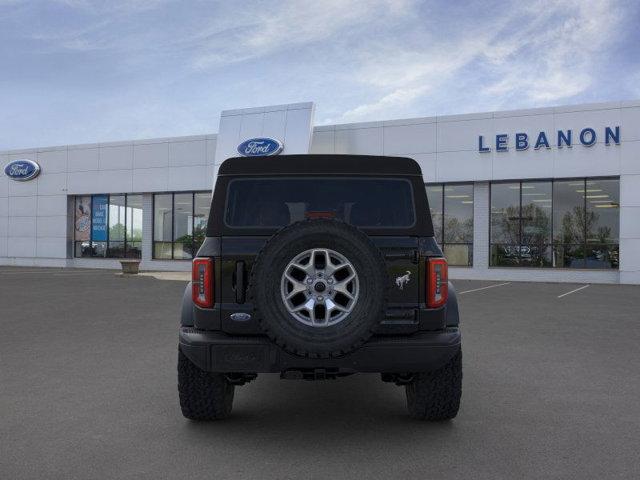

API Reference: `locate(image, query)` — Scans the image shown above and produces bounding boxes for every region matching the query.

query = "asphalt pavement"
[1,267,639,479]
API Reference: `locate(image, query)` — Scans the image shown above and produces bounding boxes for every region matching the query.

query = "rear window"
[225,177,415,228]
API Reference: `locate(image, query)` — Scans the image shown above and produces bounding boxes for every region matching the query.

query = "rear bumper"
[179,327,461,374]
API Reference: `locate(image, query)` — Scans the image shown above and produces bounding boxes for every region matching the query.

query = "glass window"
[152,192,211,260]
[73,193,143,259]
[154,194,173,259]
[225,178,415,228]
[520,181,552,267]
[490,183,520,267]
[553,180,586,268]
[108,195,126,258]
[126,195,143,259]
[585,179,619,269]
[490,183,520,245]
[444,184,473,243]
[426,183,473,266]
[490,178,619,269]
[553,180,585,245]
[426,185,443,243]
[173,193,194,259]
[586,179,619,243]
[193,193,210,255]
[444,184,473,266]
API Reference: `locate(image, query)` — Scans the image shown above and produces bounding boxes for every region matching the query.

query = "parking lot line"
[0,270,114,276]
[557,284,590,298]
[0,271,60,275]
[51,271,115,275]
[458,282,511,295]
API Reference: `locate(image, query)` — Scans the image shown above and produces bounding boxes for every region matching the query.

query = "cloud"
[15,0,415,66]
[339,85,429,121]
[334,0,626,122]
[481,0,622,104]
[51,0,172,13]
[338,36,493,121]
[0,0,635,149]
[190,0,414,69]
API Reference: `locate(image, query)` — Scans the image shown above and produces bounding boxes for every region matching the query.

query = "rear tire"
[405,349,462,420]
[178,349,234,420]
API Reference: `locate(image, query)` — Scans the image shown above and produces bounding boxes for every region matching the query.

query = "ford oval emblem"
[237,137,283,157]
[4,159,41,182]
[230,312,252,322]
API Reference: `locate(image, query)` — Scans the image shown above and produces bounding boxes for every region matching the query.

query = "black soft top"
[208,154,433,237]
[218,155,423,176]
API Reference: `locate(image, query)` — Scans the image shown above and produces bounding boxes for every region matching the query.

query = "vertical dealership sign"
[213,102,316,191]
[91,195,108,241]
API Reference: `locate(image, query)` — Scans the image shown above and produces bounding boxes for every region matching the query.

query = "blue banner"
[91,195,108,242]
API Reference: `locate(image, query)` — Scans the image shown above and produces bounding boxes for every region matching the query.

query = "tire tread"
[406,349,462,421]
[178,349,234,420]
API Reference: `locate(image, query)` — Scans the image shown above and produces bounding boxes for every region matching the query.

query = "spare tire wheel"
[250,219,388,358]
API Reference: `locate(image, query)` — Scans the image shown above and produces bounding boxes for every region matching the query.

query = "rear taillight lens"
[427,258,448,308]
[192,257,214,308]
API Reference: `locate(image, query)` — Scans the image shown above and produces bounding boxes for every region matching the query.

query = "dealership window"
[426,183,473,266]
[153,192,211,259]
[74,194,143,258]
[490,178,619,269]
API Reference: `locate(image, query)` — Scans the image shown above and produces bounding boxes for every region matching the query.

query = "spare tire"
[250,219,387,358]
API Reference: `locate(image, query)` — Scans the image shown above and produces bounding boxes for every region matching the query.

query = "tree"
[109,223,125,241]
[557,205,601,244]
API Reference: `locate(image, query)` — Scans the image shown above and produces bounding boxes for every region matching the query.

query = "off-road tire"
[405,349,462,420]
[250,219,388,359]
[178,349,234,420]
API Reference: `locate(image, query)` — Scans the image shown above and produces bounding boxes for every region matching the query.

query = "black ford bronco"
[178,155,462,420]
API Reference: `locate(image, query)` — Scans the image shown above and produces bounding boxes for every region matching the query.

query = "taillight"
[192,257,214,308]
[427,258,448,308]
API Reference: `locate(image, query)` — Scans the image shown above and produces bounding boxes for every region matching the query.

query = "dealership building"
[1,100,639,284]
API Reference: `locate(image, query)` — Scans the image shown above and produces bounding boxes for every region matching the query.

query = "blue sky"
[1,0,639,150]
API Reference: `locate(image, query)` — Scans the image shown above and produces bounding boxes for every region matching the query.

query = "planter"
[119,259,141,274]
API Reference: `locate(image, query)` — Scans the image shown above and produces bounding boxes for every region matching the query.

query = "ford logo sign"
[4,159,41,182]
[237,137,283,157]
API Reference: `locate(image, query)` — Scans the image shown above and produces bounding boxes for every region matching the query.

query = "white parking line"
[51,272,115,276]
[0,271,63,275]
[0,269,56,274]
[0,270,113,276]
[458,282,511,295]
[557,284,590,298]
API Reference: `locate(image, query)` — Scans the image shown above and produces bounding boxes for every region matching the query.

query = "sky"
[1,0,639,150]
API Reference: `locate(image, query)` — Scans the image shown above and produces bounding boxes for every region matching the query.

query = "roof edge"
[217,154,423,176]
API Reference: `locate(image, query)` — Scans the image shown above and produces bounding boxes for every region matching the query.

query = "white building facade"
[1,100,639,284]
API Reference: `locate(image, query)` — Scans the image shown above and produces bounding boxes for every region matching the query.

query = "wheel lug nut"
[307,278,313,284]
[318,296,323,301]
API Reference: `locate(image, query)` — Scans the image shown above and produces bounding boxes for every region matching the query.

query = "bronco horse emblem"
[395,270,411,290]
